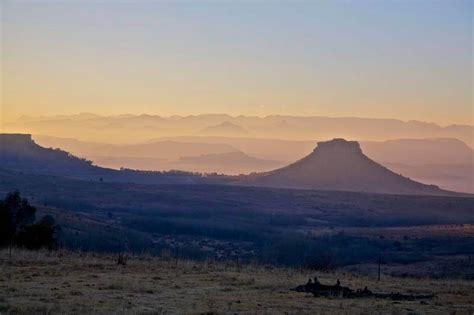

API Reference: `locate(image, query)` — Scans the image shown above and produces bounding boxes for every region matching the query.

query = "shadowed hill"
[0,134,228,185]
[0,134,97,174]
[239,139,456,196]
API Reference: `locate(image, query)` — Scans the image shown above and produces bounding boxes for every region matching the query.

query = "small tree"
[0,191,36,257]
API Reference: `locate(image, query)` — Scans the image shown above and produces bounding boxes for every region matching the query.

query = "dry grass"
[0,249,473,314]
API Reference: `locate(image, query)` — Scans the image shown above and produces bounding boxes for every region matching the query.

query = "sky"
[1,0,472,126]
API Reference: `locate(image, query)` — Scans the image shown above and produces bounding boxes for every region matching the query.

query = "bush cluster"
[0,191,59,251]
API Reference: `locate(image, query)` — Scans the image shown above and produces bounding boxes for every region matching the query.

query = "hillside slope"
[0,134,223,185]
[240,139,454,195]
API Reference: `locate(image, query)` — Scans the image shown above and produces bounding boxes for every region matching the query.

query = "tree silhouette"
[0,191,36,257]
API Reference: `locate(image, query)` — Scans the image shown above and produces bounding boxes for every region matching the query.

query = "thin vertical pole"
[377,254,381,281]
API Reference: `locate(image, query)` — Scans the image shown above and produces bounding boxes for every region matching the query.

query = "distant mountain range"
[160,136,474,165]
[173,151,283,174]
[32,134,474,193]
[383,163,473,195]
[361,138,473,165]
[199,121,250,137]
[34,135,283,174]
[157,136,315,162]
[240,139,454,196]
[1,133,467,196]
[6,113,473,146]
[89,151,283,175]
[35,135,238,160]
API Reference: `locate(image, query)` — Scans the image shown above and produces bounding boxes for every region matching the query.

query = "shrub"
[15,215,59,250]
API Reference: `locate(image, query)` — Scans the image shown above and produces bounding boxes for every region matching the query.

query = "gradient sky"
[1,0,472,125]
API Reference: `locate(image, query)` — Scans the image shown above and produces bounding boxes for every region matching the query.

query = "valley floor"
[0,250,473,314]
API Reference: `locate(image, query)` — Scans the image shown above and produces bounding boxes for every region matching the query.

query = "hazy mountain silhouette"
[173,151,284,174]
[85,156,168,171]
[88,151,284,175]
[36,134,473,166]
[32,134,474,192]
[199,121,249,137]
[34,135,238,160]
[0,134,219,185]
[86,140,238,161]
[1,134,468,195]
[240,139,453,195]
[17,112,102,123]
[158,136,315,162]
[32,135,106,156]
[383,162,474,195]
[8,114,472,146]
[361,138,473,165]
[158,136,474,165]
[359,139,474,193]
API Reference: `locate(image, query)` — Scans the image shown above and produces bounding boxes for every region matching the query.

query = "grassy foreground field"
[0,250,473,314]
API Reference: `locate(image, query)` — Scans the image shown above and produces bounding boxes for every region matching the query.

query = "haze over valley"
[6,113,471,193]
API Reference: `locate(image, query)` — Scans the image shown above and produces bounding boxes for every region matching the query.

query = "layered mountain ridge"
[6,114,473,146]
[0,134,466,196]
